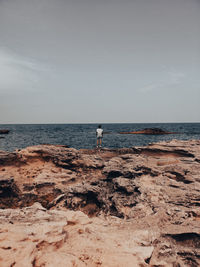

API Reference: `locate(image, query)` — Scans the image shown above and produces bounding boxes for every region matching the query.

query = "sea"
[0,123,200,152]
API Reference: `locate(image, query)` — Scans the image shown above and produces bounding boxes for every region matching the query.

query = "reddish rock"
[119,127,177,134]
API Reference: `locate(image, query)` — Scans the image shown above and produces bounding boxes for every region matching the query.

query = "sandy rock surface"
[0,140,200,266]
[0,202,155,267]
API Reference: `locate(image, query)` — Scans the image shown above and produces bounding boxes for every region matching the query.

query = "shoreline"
[0,122,200,153]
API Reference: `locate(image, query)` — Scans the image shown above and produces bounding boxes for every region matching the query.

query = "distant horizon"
[0,121,200,125]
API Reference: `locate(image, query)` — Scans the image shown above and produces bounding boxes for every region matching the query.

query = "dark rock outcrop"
[0,151,18,165]
[119,127,177,134]
[0,129,10,134]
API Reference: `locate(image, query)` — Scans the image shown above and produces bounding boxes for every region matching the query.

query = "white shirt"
[96,128,103,138]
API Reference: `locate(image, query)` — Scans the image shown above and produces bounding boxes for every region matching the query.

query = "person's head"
[98,125,102,128]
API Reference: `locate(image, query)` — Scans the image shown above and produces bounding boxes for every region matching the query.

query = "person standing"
[96,125,103,148]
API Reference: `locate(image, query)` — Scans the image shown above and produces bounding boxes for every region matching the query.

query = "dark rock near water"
[119,127,177,135]
[0,129,10,134]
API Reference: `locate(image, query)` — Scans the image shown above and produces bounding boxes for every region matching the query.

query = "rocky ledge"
[0,140,200,266]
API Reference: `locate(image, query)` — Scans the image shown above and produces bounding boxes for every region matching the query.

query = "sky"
[0,0,199,123]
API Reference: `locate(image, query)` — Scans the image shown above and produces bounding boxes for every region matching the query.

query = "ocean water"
[0,123,200,152]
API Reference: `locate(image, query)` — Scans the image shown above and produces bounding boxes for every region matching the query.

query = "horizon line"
[0,121,200,125]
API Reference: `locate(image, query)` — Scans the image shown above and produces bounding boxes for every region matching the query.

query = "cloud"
[168,69,185,85]
[138,68,185,93]
[0,48,50,94]
[139,83,160,93]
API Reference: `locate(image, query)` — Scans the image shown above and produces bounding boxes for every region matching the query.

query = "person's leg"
[96,138,99,148]
[99,138,102,147]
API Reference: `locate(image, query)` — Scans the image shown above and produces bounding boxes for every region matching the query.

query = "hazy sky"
[0,0,199,123]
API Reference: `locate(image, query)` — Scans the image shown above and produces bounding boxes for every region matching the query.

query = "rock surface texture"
[0,140,200,266]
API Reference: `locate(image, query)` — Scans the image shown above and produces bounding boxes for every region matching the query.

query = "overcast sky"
[0,0,199,123]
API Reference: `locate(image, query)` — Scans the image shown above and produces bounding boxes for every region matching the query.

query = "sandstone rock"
[0,140,200,266]
[0,204,156,267]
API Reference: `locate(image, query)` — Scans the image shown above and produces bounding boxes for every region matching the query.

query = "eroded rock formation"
[0,140,200,266]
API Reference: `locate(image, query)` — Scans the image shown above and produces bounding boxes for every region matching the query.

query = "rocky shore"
[0,140,200,266]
